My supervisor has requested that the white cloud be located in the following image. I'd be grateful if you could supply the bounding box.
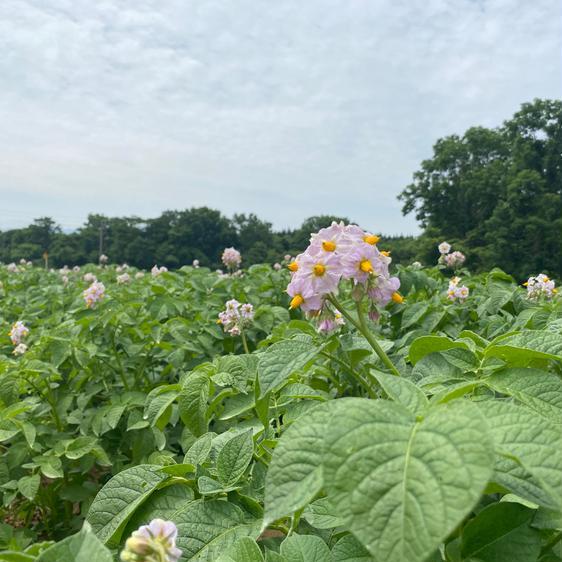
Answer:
[0,0,560,232]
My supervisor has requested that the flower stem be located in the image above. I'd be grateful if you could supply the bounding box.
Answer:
[240,329,250,354]
[328,294,401,377]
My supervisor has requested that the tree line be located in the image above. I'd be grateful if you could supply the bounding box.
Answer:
[0,211,418,270]
[1,99,560,279]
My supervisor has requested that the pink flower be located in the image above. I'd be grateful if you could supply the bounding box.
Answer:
[217,299,254,336]
[444,251,465,269]
[222,247,242,270]
[83,281,105,308]
[367,275,401,307]
[526,274,557,299]
[286,275,324,312]
[9,321,29,345]
[296,251,342,296]
[341,243,379,284]
[446,277,469,301]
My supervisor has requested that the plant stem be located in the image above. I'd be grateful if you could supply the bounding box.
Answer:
[320,351,376,398]
[240,329,250,354]
[328,294,401,377]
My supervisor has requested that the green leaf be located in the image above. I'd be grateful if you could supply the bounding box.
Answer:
[216,537,264,562]
[408,336,469,365]
[178,372,210,437]
[486,368,562,422]
[144,385,180,427]
[331,535,373,561]
[372,371,428,415]
[401,302,429,329]
[0,553,36,561]
[36,456,64,479]
[86,464,168,545]
[280,534,332,562]
[174,499,260,561]
[303,497,345,529]
[263,401,340,528]
[477,401,562,510]
[485,331,562,365]
[258,338,320,398]
[323,399,494,562]
[37,524,113,562]
[461,502,541,562]
[184,433,214,466]
[216,430,254,488]
[123,484,194,538]
[18,474,40,500]
[65,436,97,460]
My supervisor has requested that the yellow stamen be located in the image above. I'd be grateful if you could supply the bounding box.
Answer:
[360,260,373,273]
[381,250,391,257]
[290,294,304,309]
[522,282,528,286]
[392,292,404,304]
[216,319,222,324]
[288,261,298,272]
[313,263,326,276]
[322,240,336,252]
[364,234,380,245]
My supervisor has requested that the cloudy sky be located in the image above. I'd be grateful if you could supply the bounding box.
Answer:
[1,1,560,234]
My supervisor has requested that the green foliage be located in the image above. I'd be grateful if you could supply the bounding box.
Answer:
[399,98,562,279]
[1,258,562,561]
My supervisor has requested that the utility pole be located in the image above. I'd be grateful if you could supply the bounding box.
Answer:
[99,223,104,258]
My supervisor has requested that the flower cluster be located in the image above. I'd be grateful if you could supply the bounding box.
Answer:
[9,321,29,345]
[151,265,168,277]
[217,299,254,336]
[286,222,401,317]
[6,262,18,273]
[13,343,28,356]
[135,271,145,279]
[99,254,109,265]
[446,277,469,301]
[83,272,97,283]
[117,273,131,284]
[221,247,242,270]
[525,274,557,300]
[120,519,181,562]
[192,259,200,268]
[438,242,466,269]
[83,281,105,308]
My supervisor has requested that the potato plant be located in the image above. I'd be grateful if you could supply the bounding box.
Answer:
[0,240,561,562]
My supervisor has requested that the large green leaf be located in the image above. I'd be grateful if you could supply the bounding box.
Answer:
[257,338,320,398]
[322,399,494,562]
[477,401,562,510]
[174,499,260,561]
[179,372,210,437]
[485,331,562,364]
[279,534,332,562]
[263,400,344,528]
[216,430,254,487]
[486,368,562,422]
[36,524,112,562]
[461,502,541,562]
[86,465,168,545]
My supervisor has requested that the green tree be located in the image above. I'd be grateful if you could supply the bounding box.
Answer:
[399,98,562,278]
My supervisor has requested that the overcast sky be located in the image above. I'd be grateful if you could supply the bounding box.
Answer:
[1,1,560,234]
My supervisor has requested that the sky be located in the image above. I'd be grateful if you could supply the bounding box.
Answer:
[0,0,560,234]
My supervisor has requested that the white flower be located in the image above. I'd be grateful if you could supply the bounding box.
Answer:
[135,271,145,279]
[438,242,451,255]
[13,343,28,355]
[117,273,131,284]
[120,519,181,562]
